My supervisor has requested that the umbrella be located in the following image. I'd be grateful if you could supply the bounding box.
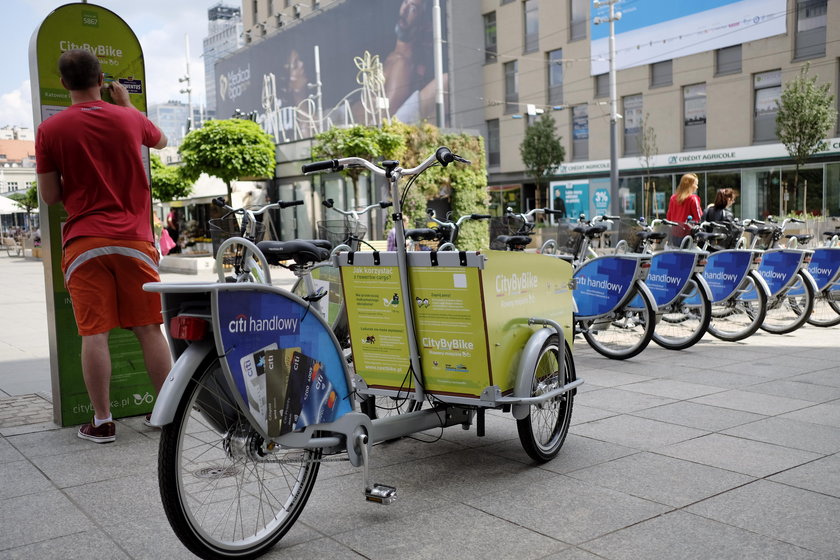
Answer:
[0,196,25,215]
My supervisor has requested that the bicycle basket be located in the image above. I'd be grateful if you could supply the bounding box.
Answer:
[209,216,266,261]
[317,219,367,250]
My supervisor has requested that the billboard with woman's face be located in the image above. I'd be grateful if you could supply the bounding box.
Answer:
[216,0,447,143]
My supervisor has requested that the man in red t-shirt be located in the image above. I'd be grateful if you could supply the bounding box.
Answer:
[36,49,170,443]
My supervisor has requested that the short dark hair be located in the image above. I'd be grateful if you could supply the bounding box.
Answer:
[58,49,101,90]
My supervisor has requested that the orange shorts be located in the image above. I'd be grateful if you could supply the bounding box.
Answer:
[62,237,162,336]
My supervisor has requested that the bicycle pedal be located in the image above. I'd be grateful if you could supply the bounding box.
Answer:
[365,483,397,505]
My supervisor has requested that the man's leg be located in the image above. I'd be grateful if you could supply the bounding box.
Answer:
[132,324,172,393]
[80,332,111,420]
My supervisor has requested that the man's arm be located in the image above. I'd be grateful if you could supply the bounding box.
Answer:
[37,171,62,206]
[109,81,167,149]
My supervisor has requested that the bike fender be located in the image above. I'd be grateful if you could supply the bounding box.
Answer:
[800,268,819,294]
[693,273,713,301]
[750,270,771,297]
[512,327,557,421]
[149,339,214,427]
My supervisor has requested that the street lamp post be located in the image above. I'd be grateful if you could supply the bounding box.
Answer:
[179,34,193,134]
[594,1,621,199]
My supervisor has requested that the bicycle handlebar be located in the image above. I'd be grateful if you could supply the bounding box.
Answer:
[322,198,392,217]
[213,197,303,214]
[301,146,471,178]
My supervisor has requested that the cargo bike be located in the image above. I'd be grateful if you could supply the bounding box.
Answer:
[144,147,581,559]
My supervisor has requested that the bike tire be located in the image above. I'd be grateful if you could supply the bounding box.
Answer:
[707,271,768,342]
[651,275,711,351]
[760,270,814,334]
[159,355,320,559]
[517,336,575,463]
[807,289,840,327]
[581,280,656,360]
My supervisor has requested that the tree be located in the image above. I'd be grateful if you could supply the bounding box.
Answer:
[776,65,837,214]
[519,113,565,217]
[150,153,193,202]
[636,112,659,219]
[9,186,39,216]
[179,119,276,202]
[311,123,406,205]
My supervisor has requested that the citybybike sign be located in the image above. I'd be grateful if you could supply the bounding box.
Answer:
[29,3,157,426]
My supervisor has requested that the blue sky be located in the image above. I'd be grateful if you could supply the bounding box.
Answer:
[1,0,223,128]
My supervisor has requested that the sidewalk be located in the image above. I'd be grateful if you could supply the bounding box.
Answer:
[1,254,839,559]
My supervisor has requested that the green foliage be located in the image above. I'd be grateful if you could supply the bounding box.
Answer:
[776,65,837,203]
[9,186,38,214]
[150,153,193,202]
[179,119,276,200]
[519,113,565,211]
[398,122,490,250]
[311,123,406,203]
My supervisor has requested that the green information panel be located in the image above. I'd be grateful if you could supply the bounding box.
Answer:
[29,3,156,426]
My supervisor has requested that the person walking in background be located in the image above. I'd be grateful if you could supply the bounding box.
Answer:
[387,214,410,251]
[666,172,704,244]
[36,49,170,443]
[701,188,738,224]
[165,207,181,254]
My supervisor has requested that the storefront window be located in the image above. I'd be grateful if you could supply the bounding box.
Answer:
[742,168,781,219]
[826,163,840,217]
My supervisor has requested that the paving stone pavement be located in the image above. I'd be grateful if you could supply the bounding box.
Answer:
[1,255,839,559]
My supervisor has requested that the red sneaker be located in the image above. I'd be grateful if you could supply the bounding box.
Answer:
[77,419,116,443]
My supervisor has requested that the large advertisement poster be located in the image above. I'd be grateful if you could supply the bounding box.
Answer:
[216,0,448,143]
[590,0,787,75]
[29,3,156,426]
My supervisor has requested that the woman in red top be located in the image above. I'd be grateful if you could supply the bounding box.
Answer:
[666,173,703,245]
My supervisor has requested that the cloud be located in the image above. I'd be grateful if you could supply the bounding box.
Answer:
[0,81,34,128]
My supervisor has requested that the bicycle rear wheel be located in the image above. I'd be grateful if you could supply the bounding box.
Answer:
[159,356,320,559]
[581,281,656,360]
[517,336,575,462]
[760,271,814,334]
[651,275,711,350]
[707,271,767,341]
[807,289,840,327]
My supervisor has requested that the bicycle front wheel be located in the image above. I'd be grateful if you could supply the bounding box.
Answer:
[806,289,840,327]
[707,271,768,342]
[760,271,814,334]
[517,336,575,462]
[159,356,320,559]
[651,275,711,350]
[581,281,656,360]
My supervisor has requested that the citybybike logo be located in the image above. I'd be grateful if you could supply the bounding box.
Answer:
[228,313,299,334]
[422,337,475,352]
[705,270,738,283]
[59,40,122,57]
[495,272,538,296]
[220,65,251,101]
[646,272,682,286]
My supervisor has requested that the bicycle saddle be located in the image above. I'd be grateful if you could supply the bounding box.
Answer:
[496,234,532,249]
[823,231,840,237]
[257,240,332,266]
[785,234,813,244]
[694,232,726,243]
[405,228,438,241]
[636,231,667,241]
[744,226,774,236]
[298,239,333,251]
[572,224,607,237]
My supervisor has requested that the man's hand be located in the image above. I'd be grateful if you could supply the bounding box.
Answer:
[108,81,132,108]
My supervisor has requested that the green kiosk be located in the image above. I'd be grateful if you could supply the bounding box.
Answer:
[29,3,158,426]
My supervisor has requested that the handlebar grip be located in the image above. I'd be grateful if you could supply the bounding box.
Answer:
[790,218,805,224]
[212,197,227,208]
[543,208,565,216]
[470,214,492,220]
[379,201,393,208]
[301,159,339,174]
[601,215,621,220]
[278,200,305,209]
[322,198,334,208]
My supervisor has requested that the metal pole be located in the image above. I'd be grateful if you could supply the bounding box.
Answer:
[608,2,619,199]
[180,34,193,133]
[433,0,445,128]
[313,45,324,132]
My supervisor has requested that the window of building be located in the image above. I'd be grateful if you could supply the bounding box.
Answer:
[623,94,643,156]
[267,0,273,16]
[650,60,672,88]
[487,119,500,167]
[547,49,563,106]
[715,44,741,76]
[252,0,258,25]
[572,104,589,161]
[505,61,519,114]
[795,0,827,60]
[570,0,586,41]
[484,12,497,63]
[753,70,781,143]
[523,0,539,53]
[595,73,608,98]
[683,83,706,150]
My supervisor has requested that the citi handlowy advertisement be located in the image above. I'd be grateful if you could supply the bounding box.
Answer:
[590,0,787,75]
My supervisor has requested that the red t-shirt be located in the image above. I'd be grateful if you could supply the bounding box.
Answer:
[666,193,703,224]
[35,101,162,247]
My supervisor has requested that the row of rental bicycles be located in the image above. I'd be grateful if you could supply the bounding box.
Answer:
[498,208,840,360]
